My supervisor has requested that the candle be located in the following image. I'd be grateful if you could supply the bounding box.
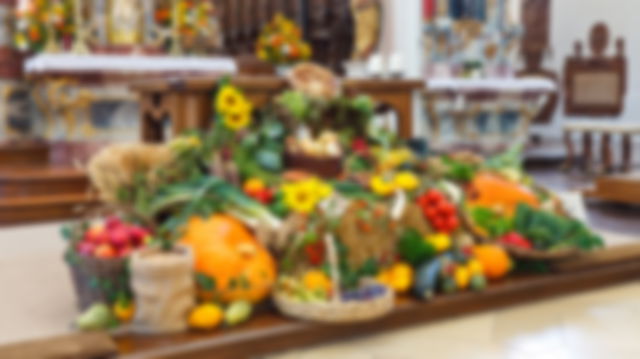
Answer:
[437,0,448,18]
[475,0,486,21]
[423,0,436,21]
[508,0,522,25]
[449,0,463,19]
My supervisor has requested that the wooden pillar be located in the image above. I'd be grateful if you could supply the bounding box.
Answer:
[582,132,593,171]
[601,133,612,173]
[563,130,575,170]
[622,133,633,173]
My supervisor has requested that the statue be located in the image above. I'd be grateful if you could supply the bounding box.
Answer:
[108,0,144,47]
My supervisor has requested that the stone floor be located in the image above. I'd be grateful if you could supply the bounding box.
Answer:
[271,282,640,359]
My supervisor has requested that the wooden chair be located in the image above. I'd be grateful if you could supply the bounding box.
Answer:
[562,22,629,173]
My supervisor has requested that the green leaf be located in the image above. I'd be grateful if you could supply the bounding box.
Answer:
[256,149,283,171]
[196,273,216,292]
[261,120,285,140]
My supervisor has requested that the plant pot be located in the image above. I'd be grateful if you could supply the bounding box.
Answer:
[130,245,195,334]
[68,255,129,311]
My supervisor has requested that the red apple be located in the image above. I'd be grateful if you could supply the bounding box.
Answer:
[105,216,122,230]
[128,226,149,245]
[77,241,96,256]
[94,244,116,259]
[109,227,130,248]
[85,224,108,244]
[117,245,133,258]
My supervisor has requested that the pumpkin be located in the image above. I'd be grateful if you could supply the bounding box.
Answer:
[180,215,277,303]
[466,172,540,217]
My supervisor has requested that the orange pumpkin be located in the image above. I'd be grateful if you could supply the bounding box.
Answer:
[180,215,277,303]
[466,172,540,217]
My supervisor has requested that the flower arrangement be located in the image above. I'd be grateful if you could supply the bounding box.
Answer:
[175,0,215,39]
[13,0,75,52]
[66,72,606,333]
[256,14,312,65]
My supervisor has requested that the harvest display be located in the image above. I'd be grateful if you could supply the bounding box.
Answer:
[62,65,604,333]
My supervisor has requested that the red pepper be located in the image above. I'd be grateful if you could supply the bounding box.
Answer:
[499,232,533,250]
[305,241,325,266]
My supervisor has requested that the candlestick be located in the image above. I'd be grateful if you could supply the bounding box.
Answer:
[71,0,89,54]
[508,0,521,25]
[423,0,436,21]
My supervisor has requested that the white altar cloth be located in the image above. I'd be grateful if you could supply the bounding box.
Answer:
[25,54,238,75]
[426,77,556,93]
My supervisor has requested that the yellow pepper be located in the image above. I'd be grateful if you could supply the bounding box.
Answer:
[467,259,484,276]
[113,301,135,323]
[243,178,266,194]
[426,233,452,253]
[454,266,471,290]
[393,171,420,191]
[389,263,414,293]
[370,175,396,197]
[188,303,224,330]
[303,270,332,293]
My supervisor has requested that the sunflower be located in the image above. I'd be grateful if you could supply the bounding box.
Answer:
[282,178,332,214]
[216,85,245,114]
[223,103,253,131]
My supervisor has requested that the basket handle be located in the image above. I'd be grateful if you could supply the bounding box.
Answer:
[324,233,341,303]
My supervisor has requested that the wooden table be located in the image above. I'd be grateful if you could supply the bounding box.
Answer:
[131,76,424,142]
[112,244,640,359]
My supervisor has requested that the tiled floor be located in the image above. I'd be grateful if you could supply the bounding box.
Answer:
[271,282,640,359]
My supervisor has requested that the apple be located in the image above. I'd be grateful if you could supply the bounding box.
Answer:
[85,225,108,244]
[78,241,96,256]
[128,226,149,245]
[105,216,122,231]
[94,244,117,259]
[109,227,130,248]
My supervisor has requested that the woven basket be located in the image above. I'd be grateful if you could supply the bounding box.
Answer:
[68,255,129,311]
[273,233,395,324]
[463,185,581,262]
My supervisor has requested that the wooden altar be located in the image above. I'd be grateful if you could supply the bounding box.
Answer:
[132,76,424,142]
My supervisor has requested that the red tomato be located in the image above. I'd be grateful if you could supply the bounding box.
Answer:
[446,217,459,231]
[439,203,456,217]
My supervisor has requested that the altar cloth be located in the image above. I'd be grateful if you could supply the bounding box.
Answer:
[426,77,556,93]
[25,54,238,75]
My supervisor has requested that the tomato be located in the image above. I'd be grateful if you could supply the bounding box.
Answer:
[446,217,459,231]
[439,203,456,217]
[425,207,438,220]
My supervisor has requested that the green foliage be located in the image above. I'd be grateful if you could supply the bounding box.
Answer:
[513,204,604,251]
[441,157,478,182]
[470,207,514,238]
[234,113,287,182]
[397,228,437,266]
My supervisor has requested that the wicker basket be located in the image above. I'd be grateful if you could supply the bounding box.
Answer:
[273,233,395,324]
[462,185,582,262]
[68,255,129,311]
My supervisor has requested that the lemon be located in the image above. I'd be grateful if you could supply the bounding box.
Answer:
[188,303,224,330]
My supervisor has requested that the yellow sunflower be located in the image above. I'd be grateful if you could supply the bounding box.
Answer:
[216,85,245,114]
[282,178,332,214]
[223,103,253,131]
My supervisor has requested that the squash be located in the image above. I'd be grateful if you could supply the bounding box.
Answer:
[180,215,277,303]
[466,172,540,217]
